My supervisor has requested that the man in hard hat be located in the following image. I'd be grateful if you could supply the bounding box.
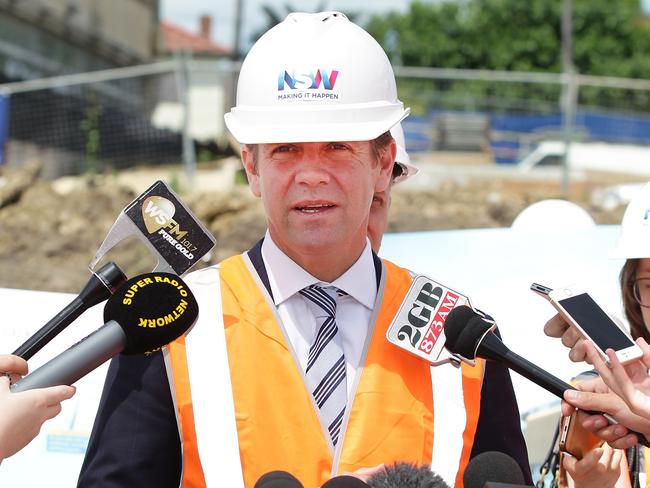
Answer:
[78,12,531,488]
[368,123,418,252]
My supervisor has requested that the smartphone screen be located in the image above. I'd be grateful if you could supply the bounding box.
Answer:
[558,293,635,352]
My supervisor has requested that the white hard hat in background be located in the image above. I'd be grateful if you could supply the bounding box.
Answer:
[611,181,650,259]
[390,123,419,184]
[511,199,595,231]
[224,11,410,144]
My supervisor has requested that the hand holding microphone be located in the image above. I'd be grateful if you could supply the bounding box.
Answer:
[11,272,198,392]
[444,305,650,448]
[0,354,75,459]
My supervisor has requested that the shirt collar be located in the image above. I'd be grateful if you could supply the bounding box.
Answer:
[261,230,377,310]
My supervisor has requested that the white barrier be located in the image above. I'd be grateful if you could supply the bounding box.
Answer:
[0,288,108,486]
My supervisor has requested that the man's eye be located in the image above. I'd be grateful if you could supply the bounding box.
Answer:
[328,143,349,151]
[272,145,295,155]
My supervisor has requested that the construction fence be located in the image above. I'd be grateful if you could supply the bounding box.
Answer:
[1,58,650,179]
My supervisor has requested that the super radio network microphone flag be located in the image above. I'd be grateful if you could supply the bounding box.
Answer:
[11,272,198,392]
[90,180,216,276]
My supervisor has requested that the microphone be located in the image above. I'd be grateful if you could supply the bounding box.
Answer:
[254,471,304,488]
[12,261,127,360]
[11,272,197,393]
[445,306,650,448]
[462,451,526,488]
[368,463,449,488]
[322,476,370,487]
[444,306,572,398]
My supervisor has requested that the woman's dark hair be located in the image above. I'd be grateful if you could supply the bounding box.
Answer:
[620,258,650,342]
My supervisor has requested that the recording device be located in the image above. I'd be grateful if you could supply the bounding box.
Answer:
[367,463,449,488]
[12,261,127,360]
[14,181,215,361]
[254,471,304,488]
[444,305,572,398]
[531,282,642,364]
[462,451,527,488]
[322,476,370,487]
[11,272,198,392]
[559,410,603,459]
[445,305,650,448]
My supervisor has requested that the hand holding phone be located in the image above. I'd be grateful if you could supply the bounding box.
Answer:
[532,283,642,365]
[559,410,603,459]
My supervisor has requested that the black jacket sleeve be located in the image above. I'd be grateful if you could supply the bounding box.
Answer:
[469,360,533,484]
[76,351,181,487]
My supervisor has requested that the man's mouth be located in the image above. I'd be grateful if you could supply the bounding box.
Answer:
[295,203,336,213]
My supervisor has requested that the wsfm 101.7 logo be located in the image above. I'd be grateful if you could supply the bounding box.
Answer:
[277,69,339,101]
[386,276,470,364]
[141,196,197,260]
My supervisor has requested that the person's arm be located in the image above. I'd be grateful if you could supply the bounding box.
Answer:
[0,354,75,460]
[469,360,533,483]
[77,351,181,488]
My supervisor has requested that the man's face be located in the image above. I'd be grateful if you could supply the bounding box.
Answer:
[368,187,392,253]
[242,141,394,261]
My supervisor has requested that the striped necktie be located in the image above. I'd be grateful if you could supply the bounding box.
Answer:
[299,284,347,446]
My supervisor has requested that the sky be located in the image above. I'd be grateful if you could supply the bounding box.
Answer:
[161,0,417,52]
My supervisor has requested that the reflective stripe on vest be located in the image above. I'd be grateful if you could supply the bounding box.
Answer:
[166,255,484,487]
[165,265,244,488]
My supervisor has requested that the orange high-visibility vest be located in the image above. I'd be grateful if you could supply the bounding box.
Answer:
[166,254,485,488]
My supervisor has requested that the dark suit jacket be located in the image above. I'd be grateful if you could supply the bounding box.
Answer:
[77,241,532,486]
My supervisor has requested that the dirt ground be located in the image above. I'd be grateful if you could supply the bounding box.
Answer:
[0,159,628,293]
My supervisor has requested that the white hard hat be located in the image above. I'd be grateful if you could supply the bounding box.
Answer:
[224,11,410,144]
[390,123,418,184]
[611,182,650,258]
[511,199,595,231]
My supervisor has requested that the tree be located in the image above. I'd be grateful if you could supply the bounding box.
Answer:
[365,0,650,113]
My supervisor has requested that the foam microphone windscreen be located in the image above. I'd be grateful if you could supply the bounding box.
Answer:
[254,470,304,488]
[463,451,525,488]
[443,306,493,359]
[104,272,198,354]
[368,463,449,488]
[321,475,370,487]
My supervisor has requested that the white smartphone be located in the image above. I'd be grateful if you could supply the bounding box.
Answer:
[531,283,643,364]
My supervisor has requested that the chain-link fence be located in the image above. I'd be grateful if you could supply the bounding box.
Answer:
[0,58,235,180]
[2,60,650,183]
[393,66,650,164]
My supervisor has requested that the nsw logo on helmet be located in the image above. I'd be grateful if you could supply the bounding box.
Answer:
[277,69,340,101]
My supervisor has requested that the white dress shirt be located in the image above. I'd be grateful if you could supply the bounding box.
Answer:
[261,231,377,398]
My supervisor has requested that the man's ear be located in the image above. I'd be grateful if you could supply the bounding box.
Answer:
[241,145,261,197]
[374,140,396,193]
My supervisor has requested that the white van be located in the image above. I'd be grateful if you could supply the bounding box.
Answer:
[517,141,650,176]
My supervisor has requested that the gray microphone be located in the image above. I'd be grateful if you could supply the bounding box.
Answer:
[11,272,198,393]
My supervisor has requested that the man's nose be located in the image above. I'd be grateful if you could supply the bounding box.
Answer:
[294,158,330,186]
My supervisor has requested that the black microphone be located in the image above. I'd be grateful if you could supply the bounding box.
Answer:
[463,451,526,488]
[444,306,572,398]
[322,475,370,487]
[255,471,304,488]
[12,261,127,360]
[445,306,650,448]
[11,272,197,393]
[368,463,449,488]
